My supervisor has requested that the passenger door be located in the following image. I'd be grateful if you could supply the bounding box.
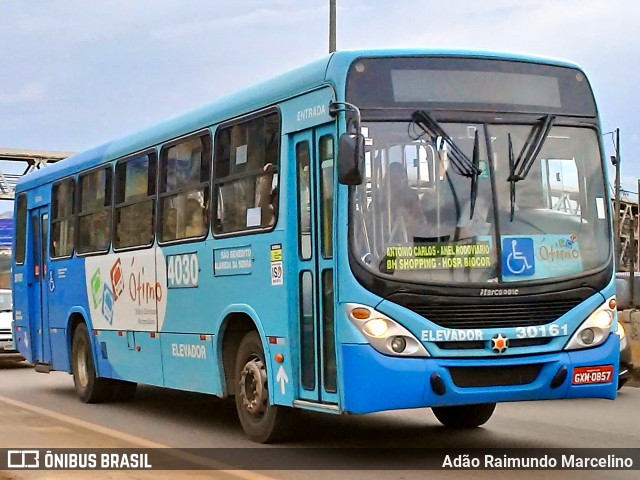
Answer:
[292,124,338,405]
[27,207,51,364]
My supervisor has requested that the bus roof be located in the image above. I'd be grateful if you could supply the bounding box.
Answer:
[17,48,583,192]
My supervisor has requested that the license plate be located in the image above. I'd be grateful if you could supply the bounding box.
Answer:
[0,341,12,351]
[572,365,614,385]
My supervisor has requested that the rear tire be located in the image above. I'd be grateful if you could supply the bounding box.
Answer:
[432,402,496,428]
[234,331,293,443]
[71,323,111,403]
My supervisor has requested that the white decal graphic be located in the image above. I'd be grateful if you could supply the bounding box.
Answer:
[84,249,167,331]
[171,343,206,359]
[271,261,283,286]
[167,253,199,288]
[276,365,289,395]
[515,324,568,338]
[296,104,327,122]
[421,329,484,342]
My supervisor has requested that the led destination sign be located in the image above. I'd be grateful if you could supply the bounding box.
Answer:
[383,241,491,272]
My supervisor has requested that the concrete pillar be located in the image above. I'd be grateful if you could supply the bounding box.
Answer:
[627,310,640,365]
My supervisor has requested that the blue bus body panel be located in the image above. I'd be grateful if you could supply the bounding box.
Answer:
[96,330,163,386]
[49,327,68,371]
[161,333,219,394]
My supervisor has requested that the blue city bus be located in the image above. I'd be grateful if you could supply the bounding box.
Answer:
[12,49,618,442]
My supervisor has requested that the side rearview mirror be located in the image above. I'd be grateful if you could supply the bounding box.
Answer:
[338,132,365,185]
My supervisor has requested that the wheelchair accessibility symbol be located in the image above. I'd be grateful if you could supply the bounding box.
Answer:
[502,237,535,276]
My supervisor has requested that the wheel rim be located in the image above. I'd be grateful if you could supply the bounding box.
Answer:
[239,355,268,417]
[76,341,89,388]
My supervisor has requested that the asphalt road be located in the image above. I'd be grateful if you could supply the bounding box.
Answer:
[1,360,639,479]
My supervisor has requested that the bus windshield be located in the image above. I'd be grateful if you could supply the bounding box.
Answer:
[351,121,610,285]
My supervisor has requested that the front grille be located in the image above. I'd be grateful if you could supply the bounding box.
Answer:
[436,341,484,350]
[408,298,583,329]
[435,337,551,351]
[449,365,542,387]
[509,337,551,348]
[0,329,11,335]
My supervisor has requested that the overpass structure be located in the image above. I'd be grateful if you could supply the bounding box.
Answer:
[616,195,639,272]
[0,148,74,201]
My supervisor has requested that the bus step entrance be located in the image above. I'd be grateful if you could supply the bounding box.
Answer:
[34,362,51,374]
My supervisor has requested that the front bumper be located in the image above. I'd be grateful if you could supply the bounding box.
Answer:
[341,333,619,414]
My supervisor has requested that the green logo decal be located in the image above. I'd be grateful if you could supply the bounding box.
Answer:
[90,269,103,309]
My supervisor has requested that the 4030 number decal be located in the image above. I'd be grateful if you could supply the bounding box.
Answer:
[167,253,199,288]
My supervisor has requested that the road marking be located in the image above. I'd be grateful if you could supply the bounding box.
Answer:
[0,393,278,480]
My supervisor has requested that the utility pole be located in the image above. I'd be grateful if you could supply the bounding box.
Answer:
[613,128,621,271]
[329,0,336,53]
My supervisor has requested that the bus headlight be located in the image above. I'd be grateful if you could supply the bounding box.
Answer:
[346,303,429,357]
[363,318,389,337]
[391,336,407,353]
[580,328,595,345]
[564,296,615,350]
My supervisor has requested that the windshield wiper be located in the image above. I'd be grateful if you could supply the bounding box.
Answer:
[410,110,482,218]
[507,114,556,221]
[470,129,480,221]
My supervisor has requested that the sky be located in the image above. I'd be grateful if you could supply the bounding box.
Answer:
[1,0,638,195]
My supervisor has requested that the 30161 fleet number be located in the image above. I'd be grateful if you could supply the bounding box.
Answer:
[515,324,568,339]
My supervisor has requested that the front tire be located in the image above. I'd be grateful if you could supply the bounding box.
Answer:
[432,403,496,428]
[234,331,293,443]
[71,323,112,403]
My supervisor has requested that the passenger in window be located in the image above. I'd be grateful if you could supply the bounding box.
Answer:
[381,162,423,240]
[185,199,206,237]
[270,186,279,222]
[257,162,277,227]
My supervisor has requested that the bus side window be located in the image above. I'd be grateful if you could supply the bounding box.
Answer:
[77,167,112,254]
[114,153,157,249]
[213,111,280,235]
[14,194,27,264]
[158,133,211,242]
[319,135,334,258]
[296,141,311,259]
[50,178,75,258]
